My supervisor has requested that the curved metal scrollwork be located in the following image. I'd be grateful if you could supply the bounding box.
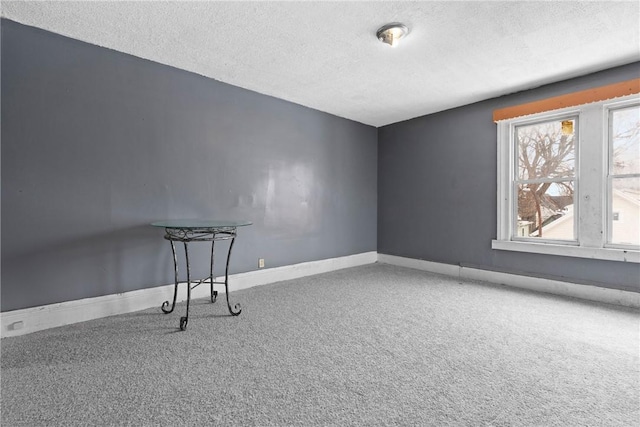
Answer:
[159,225,243,330]
[164,227,236,242]
[161,300,174,314]
[224,237,241,316]
[227,301,242,316]
[161,240,180,314]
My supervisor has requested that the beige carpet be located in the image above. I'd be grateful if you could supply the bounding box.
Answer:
[1,264,638,426]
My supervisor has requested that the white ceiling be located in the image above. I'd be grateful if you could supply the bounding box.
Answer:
[2,1,639,127]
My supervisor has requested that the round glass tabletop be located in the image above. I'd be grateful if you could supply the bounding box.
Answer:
[151,219,252,229]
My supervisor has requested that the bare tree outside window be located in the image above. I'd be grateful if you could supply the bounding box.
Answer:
[496,95,640,260]
[515,119,576,239]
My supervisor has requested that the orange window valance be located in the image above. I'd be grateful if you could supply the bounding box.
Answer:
[493,78,640,122]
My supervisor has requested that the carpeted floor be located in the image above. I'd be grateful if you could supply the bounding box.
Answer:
[1,263,638,426]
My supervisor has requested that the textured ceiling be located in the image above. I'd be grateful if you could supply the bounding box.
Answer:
[2,1,639,127]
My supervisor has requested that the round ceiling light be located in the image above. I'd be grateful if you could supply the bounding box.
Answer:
[376,23,409,47]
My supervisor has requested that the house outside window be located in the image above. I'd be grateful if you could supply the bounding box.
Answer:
[493,90,640,263]
[609,105,640,246]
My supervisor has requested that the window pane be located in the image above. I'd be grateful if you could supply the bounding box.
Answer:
[611,106,640,175]
[516,181,574,240]
[516,119,576,180]
[610,177,640,246]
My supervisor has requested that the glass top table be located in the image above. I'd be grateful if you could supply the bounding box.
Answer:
[151,219,252,330]
[151,219,252,229]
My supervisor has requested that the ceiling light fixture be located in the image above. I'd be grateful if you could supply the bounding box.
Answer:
[376,23,409,47]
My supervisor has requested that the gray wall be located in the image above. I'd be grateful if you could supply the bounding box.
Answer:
[379,62,640,293]
[1,20,378,312]
[2,19,637,313]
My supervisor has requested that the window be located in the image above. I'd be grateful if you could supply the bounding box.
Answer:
[609,105,640,246]
[514,117,577,242]
[493,91,640,263]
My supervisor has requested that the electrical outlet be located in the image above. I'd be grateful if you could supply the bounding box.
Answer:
[258,258,265,268]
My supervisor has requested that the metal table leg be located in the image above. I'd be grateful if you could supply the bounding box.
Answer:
[210,240,218,304]
[224,237,242,316]
[161,240,179,314]
[158,226,243,330]
[180,242,191,331]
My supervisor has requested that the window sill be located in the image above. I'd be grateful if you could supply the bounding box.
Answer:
[491,240,640,263]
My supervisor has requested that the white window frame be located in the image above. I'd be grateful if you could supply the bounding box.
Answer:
[606,102,640,249]
[511,113,579,245]
[492,94,640,263]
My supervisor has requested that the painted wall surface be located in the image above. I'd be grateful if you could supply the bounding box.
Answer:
[1,20,377,311]
[378,62,640,293]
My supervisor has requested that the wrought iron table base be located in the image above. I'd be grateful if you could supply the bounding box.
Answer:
[159,227,242,331]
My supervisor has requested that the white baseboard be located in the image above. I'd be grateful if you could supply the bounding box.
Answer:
[3,251,636,338]
[378,254,640,309]
[227,251,377,291]
[1,251,377,338]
